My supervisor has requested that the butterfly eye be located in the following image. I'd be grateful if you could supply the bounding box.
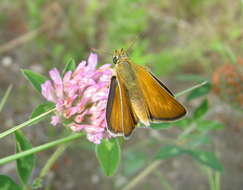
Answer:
[113,56,118,64]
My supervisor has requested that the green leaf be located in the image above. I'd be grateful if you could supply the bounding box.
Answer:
[150,123,172,130]
[193,99,208,119]
[95,138,121,176]
[62,58,76,75]
[15,130,35,184]
[30,102,55,125]
[186,82,211,101]
[188,150,223,171]
[0,175,22,190]
[155,145,184,160]
[197,120,224,132]
[21,69,47,93]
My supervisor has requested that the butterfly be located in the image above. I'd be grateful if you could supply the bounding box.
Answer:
[106,48,186,137]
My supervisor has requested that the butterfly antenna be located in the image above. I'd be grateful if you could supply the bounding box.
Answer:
[126,35,140,54]
[90,47,112,56]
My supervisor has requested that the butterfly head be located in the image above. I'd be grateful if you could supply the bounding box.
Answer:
[113,48,128,64]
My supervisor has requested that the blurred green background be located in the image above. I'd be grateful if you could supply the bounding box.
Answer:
[0,0,242,190]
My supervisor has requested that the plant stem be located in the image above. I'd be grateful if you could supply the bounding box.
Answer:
[215,171,220,190]
[0,108,55,139]
[32,144,69,190]
[207,168,215,190]
[154,171,173,190]
[0,133,84,165]
[175,81,208,98]
[122,160,161,190]
[176,124,197,142]
[0,84,13,112]
[39,143,69,178]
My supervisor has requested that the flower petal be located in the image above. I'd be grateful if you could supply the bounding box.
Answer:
[69,123,86,131]
[49,68,63,99]
[41,80,56,102]
[63,71,72,83]
[87,53,98,70]
[87,133,103,144]
[51,115,60,126]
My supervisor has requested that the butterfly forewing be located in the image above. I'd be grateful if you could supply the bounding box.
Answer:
[132,64,187,121]
[106,76,138,137]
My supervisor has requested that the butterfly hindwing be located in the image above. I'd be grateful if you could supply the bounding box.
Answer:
[106,76,138,137]
[106,76,123,135]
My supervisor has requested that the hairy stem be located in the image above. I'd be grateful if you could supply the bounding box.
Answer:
[122,160,162,190]
[0,108,55,139]
[175,81,208,98]
[39,143,69,179]
[0,133,84,165]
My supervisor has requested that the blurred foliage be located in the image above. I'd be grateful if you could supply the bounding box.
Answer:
[1,0,242,76]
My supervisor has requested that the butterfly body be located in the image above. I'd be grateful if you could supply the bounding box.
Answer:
[115,59,150,126]
[106,49,186,137]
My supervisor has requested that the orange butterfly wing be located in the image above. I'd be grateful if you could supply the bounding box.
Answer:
[132,64,186,121]
[106,76,138,137]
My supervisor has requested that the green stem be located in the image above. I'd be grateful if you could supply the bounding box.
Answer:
[32,144,69,189]
[0,108,55,139]
[207,168,215,190]
[175,81,208,98]
[122,160,161,190]
[154,171,173,190]
[39,143,69,178]
[0,133,84,165]
[176,124,197,142]
[0,84,13,112]
[215,171,220,190]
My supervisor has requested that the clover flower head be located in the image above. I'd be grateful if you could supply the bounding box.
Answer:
[41,53,113,144]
